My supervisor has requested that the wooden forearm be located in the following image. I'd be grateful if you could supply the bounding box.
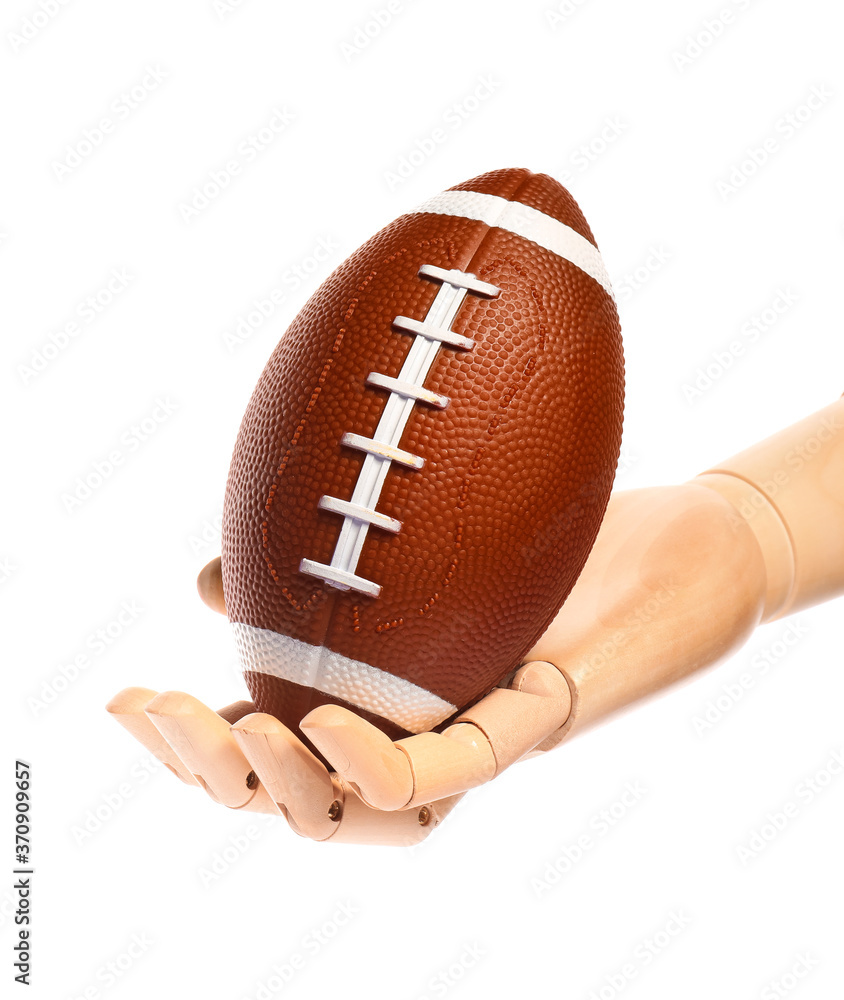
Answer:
[527,396,844,752]
[527,484,768,748]
[696,395,844,622]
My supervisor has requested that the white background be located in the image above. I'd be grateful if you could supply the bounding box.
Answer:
[3,0,844,997]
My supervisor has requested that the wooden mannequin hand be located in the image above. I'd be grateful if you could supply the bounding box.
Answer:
[108,398,844,844]
[106,683,463,845]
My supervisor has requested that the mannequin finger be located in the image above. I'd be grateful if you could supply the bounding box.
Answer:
[234,713,467,844]
[231,713,339,840]
[197,556,226,615]
[301,660,571,809]
[216,699,257,724]
[143,691,277,813]
[106,687,199,786]
[328,790,466,847]
[300,705,416,810]
[301,706,495,811]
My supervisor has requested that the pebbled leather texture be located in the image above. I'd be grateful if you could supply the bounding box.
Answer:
[222,167,624,737]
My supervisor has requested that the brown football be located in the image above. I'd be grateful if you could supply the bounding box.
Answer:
[222,167,624,743]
